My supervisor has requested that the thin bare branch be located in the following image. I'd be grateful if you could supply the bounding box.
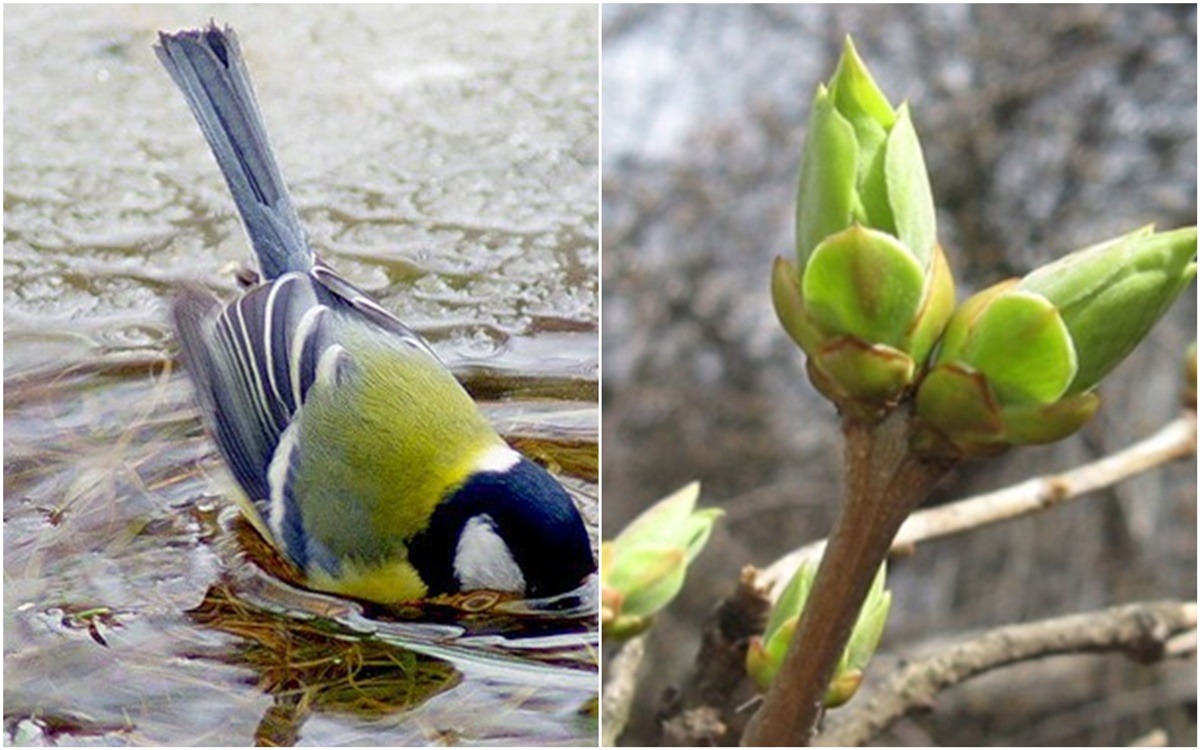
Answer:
[1128,728,1169,747]
[601,634,647,747]
[760,415,1197,597]
[816,600,1198,746]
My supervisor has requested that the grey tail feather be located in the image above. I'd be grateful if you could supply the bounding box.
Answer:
[156,23,312,279]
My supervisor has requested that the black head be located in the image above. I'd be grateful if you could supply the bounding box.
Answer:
[408,456,596,598]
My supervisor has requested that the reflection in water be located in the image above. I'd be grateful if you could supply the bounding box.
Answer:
[192,509,597,745]
[188,585,463,747]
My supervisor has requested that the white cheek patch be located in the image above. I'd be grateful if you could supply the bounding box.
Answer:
[454,514,525,593]
[473,444,522,474]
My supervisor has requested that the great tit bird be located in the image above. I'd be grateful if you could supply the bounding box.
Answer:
[156,24,596,604]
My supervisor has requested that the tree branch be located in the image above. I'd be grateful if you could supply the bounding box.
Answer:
[601,634,647,746]
[816,600,1198,747]
[742,412,955,746]
[655,568,773,746]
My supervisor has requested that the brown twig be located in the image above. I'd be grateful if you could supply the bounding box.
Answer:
[816,600,1198,746]
[742,411,955,746]
[657,568,773,746]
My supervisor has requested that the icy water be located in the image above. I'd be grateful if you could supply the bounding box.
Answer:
[4,5,598,745]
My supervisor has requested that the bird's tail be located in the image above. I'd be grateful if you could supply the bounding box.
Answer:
[156,23,312,278]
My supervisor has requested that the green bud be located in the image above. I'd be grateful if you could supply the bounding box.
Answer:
[746,559,891,707]
[601,483,722,639]
[914,226,1195,458]
[1020,226,1197,396]
[779,37,953,420]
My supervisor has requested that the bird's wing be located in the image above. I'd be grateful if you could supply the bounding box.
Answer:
[173,273,348,509]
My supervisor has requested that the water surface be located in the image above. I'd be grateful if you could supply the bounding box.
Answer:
[5,5,598,745]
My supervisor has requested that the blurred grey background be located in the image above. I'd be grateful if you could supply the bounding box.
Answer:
[601,5,1196,746]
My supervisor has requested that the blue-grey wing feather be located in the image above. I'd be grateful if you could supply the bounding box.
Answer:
[174,274,336,509]
[174,285,275,503]
[312,265,439,360]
